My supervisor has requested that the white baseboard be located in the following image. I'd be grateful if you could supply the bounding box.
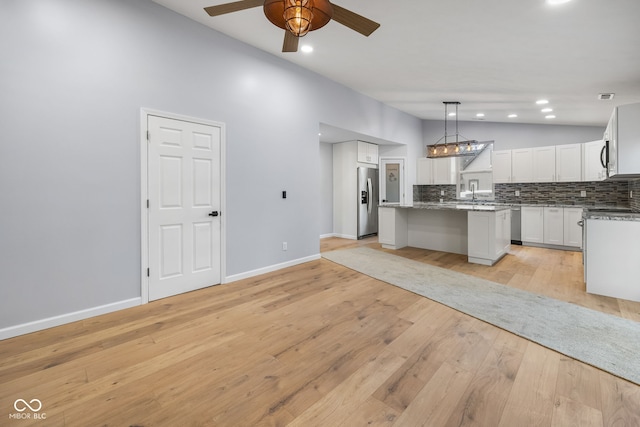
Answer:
[0,297,142,341]
[320,233,336,239]
[333,233,357,240]
[225,254,321,283]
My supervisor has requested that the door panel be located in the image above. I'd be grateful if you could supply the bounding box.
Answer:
[148,115,221,301]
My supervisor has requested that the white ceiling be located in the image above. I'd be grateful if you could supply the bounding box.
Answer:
[152,0,640,130]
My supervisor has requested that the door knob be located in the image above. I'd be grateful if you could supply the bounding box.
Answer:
[208,211,219,217]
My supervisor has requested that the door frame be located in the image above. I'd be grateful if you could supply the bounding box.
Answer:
[140,108,227,304]
[379,157,407,206]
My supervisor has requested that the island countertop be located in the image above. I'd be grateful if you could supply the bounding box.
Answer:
[381,202,511,212]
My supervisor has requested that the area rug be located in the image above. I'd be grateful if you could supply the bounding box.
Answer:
[322,247,640,386]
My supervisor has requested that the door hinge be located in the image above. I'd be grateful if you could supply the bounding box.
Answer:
[147,199,149,208]
[147,268,150,277]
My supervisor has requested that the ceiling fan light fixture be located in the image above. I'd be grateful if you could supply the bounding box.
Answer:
[284,0,314,37]
[264,0,332,38]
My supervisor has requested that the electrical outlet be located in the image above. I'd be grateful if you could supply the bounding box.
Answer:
[439,198,444,203]
[282,242,287,251]
[515,190,520,197]
[580,190,587,197]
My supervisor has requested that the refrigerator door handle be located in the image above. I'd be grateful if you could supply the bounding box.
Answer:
[367,178,373,214]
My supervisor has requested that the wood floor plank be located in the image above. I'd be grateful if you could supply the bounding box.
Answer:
[1,238,639,426]
[551,395,604,427]
[391,361,475,426]
[442,341,525,426]
[498,342,561,427]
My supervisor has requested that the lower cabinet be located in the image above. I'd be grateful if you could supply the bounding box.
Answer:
[378,207,408,249]
[563,208,584,249]
[543,207,564,245]
[522,207,544,243]
[467,209,511,265]
[522,206,583,248]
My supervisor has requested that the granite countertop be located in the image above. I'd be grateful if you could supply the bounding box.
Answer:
[392,202,511,212]
[380,202,640,219]
[582,209,640,222]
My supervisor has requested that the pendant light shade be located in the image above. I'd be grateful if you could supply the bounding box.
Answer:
[264,0,332,37]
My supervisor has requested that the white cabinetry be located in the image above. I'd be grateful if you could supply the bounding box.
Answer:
[522,206,583,248]
[511,149,534,183]
[522,207,544,243]
[555,143,582,182]
[467,209,511,266]
[533,146,556,182]
[357,141,379,165]
[416,158,433,185]
[432,158,456,185]
[586,219,640,302]
[563,208,583,248]
[583,140,606,181]
[378,207,408,249]
[543,207,564,245]
[492,150,512,183]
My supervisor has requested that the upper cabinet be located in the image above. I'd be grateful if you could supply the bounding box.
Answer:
[532,146,556,182]
[416,157,456,185]
[357,141,378,165]
[492,142,586,183]
[492,150,512,183]
[583,140,607,181]
[555,143,582,182]
[511,148,534,183]
[416,158,433,185]
[433,157,457,185]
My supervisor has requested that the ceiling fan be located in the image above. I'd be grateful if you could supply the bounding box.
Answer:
[204,0,380,53]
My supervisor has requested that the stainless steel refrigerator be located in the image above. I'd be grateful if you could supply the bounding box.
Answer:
[357,167,379,239]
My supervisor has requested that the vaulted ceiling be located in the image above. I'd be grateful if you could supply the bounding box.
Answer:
[153,0,640,127]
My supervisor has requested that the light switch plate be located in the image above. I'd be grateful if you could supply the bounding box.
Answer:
[515,190,520,197]
[580,190,587,197]
[440,190,445,196]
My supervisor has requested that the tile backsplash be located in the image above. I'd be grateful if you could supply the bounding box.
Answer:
[414,180,634,208]
[630,179,640,211]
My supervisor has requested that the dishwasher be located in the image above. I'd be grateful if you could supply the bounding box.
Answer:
[511,206,522,245]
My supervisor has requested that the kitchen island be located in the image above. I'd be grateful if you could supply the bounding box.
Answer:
[583,209,640,302]
[379,203,511,266]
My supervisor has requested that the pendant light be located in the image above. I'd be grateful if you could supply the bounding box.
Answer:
[426,102,487,158]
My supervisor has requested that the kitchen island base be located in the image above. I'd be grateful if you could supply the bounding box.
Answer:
[379,205,511,266]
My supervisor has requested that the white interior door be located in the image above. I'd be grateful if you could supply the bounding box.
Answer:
[147,115,221,301]
[380,157,405,205]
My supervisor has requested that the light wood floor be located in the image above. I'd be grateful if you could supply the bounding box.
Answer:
[1,239,639,426]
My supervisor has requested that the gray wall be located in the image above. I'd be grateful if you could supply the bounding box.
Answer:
[0,0,422,330]
[319,143,334,236]
[422,119,604,152]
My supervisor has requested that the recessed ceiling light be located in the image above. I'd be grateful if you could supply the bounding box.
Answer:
[541,108,553,113]
[300,45,313,53]
[476,113,485,117]
[545,115,556,119]
[536,99,549,105]
[547,0,572,5]
[598,93,615,100]
[508,114,518,118]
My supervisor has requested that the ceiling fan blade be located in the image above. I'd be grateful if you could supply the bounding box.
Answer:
[282,31,299,53]
[330,3,380,36]
[204,0,264,17]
